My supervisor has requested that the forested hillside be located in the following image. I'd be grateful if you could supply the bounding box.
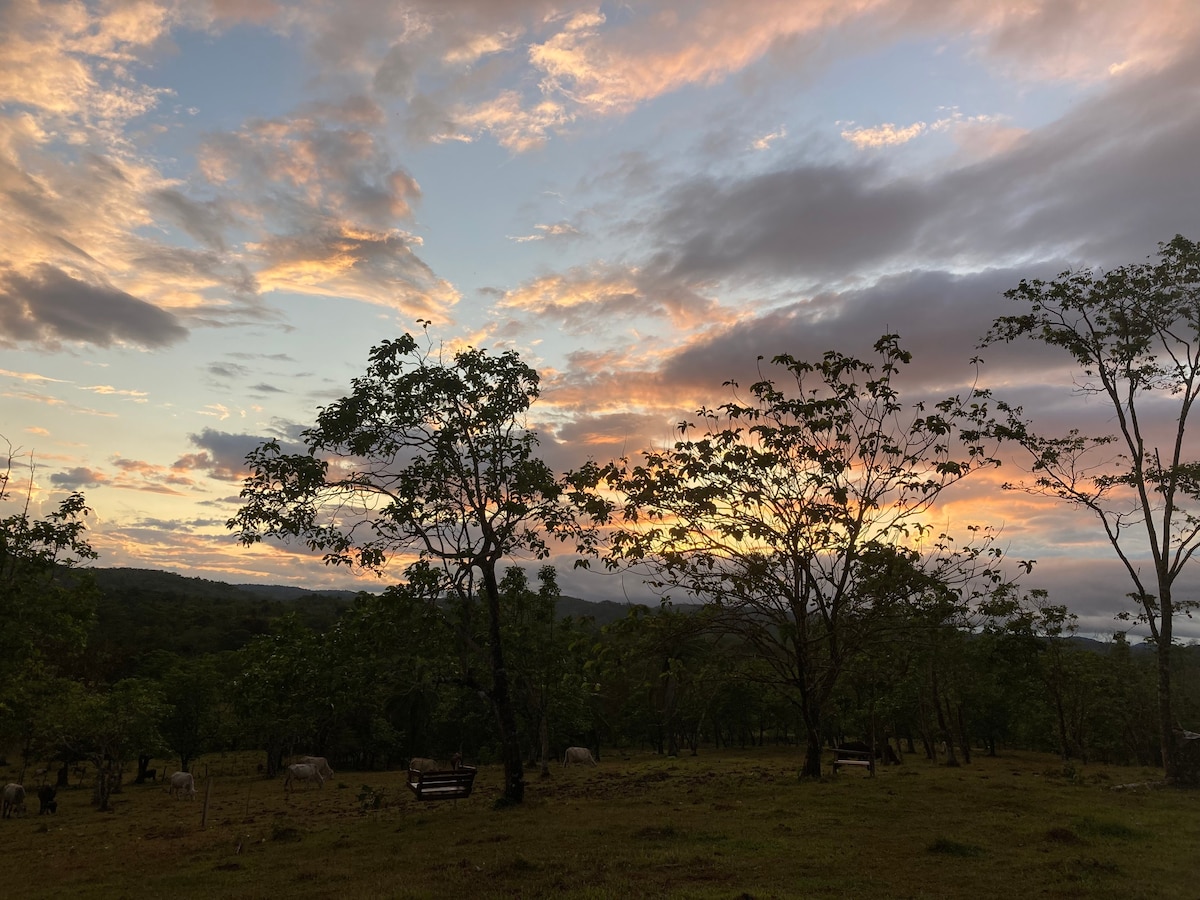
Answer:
[80,566,636,682]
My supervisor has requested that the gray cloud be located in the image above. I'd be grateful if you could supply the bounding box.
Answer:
[180,423,311,482]
[653,161,929,285]
[1018,557,1200,641]
[227,352,295,362]
[640,54,1200,291]
[150,189,236,252]
[179,428,277,481]
[0,264,188,349]
[49,467,107,489]
[207,362,252,379]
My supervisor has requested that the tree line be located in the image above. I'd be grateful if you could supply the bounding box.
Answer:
[2,236,1198,806]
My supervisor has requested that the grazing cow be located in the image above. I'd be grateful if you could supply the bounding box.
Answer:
[297,756,334,780]
[2,783,26,818]
[563,747,597,767]
[167,771,196,799]
[409,754,462,774]
[283,763,323,791]
[37,784,57,815]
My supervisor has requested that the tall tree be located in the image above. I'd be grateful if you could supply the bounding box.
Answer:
[0,444,97,672]
[159,656,225,776]
[984,235,1200,781]
[231,616,326,775]
[0,440,98,752]
[48,678,167,811]
[586,336,1008,776]
[230,333,589,803]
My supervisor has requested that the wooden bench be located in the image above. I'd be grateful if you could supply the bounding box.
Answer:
[831,748,875,775]
[406,765,478,801]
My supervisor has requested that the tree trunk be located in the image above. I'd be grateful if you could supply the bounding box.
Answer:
[538,709,550,778]
[1052,686,1071,761]
[663,666,679,757]
[484,563,525,804]
[801,721,822,778]
[956,704,971,765]
[931,667,958,767]
[92,762,113,811]
[1157,592,1177,781]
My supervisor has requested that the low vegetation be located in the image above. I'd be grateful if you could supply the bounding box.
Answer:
[2,747,1197,899]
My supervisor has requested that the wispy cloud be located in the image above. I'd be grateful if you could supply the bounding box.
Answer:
[0,368,69,383]
[751,125,786,151]
[840,120,928,149]
[79,385,149,401]
[508,222,581,243]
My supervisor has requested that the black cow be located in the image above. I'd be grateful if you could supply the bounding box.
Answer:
[37,784,57,815]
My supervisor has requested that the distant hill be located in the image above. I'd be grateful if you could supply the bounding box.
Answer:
[230,581,371,604]
[84,566,640,636]
[86,567,365,604]
[81,568,354,677]
[552,595,644,627]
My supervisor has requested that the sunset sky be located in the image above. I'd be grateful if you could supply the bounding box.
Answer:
[3,0,1198,638]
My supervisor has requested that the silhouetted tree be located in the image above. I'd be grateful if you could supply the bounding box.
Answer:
[984,235,1200,781]
[230,333,594,803]
[585,337,1010,776]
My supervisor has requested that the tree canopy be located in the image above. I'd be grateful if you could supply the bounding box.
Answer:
[230,332,592,802]
[583,335,1014,776]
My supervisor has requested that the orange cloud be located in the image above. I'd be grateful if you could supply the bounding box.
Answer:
[452,90,573,152]
[433,0,1200,149]
[496,264,729,333]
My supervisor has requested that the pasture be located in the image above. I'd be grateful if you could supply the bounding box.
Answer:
[2,748,1196,899]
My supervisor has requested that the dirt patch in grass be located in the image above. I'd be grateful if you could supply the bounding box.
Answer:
[927,837,985,857]
[633,824,681,840]
[1043,827,1082,845]
[1074,816,1144,840]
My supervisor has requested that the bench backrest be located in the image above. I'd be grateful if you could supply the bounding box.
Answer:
[407,765,477,801]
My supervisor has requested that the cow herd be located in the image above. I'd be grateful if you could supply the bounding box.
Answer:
[1,749,601,817]
[0,783,60,818]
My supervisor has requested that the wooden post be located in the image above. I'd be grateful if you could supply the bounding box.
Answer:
[201,776,213,830]
[869,699,877,777]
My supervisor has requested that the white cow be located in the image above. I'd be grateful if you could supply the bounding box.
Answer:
[297,756,334,780]
[167,771,196,799]
[409,753,462,774]
[563,747,597,767]
[283,763,324,791]
[2,783,26,818]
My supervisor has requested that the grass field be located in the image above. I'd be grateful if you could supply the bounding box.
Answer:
[2,748,1197,899]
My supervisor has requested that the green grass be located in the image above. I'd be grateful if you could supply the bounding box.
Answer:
[2,748,1196,898]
